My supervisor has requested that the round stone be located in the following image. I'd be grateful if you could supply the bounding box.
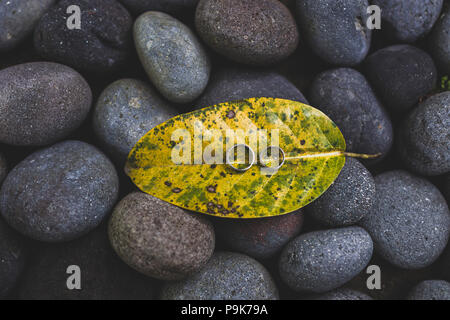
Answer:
[0,153,7,187]
[0,62,92,146]
[34,0,133,73]
[0,141,119,242]
[195,0,299,66]
[134,11,210,104]
[108,192,215,280]
[360,171,450,269]
[430,5,450,74]
[119,0,199,15]
[397,92,450,176]
[161,252,279,300]
[407,280,450,300]
[93,79,178,162]
[314,288,373,300]
[279,226,373,293]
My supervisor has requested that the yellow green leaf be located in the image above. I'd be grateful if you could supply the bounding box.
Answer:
[125,97,348,218]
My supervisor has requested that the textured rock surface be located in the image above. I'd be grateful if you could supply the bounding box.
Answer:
[0,62,92,146]
[306,158,375,227]
[407,280,450,300]
[134,11,210,103]
[161,252,279,300]
[34,0,133,73]
[360,171,450,269]
[314,288,373,300]
[0,141,119,242]
[295,0,371,66]
[430,5,450,74]
[279,227,373,293]
[93,79,178,161]
[397,92,450,176]
[109,192,215,280]
[119,0,199,14]
[195,0,299,66]
[0,153,7,187]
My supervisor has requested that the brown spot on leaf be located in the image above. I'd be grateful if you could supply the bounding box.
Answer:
[164,181,172,187]
[226,110,236,119]
[207,185,216,193]
[172,188,182,193]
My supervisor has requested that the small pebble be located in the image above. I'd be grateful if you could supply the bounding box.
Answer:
[295,0,372,66]
[108,192,215,280]
[161,252,279,300]
[195,0,299,66]
[279,227,373,293]
[119,0,199,15]
[0,62,92,146]
[93,79,178,161]
[372,0,444,43]
[429,5,450,74]
[0,153,7,187]
[0,141,119,242]
[407,280,450,300]
[397,92,450,176]
[365,45,437,113]
[34,0,133,73]
[134,11,210,103]
[360,171,450,269]
[309,68,393,158]
[306,158,376,227]
[313,288,373,300]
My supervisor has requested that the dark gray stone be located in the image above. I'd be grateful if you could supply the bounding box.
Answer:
[430,5,450,74]
[397,92,450,176]
[161,252,279,300]
[309,68,393,158]
[306,158,376,227]
[314,288,373,300]
[196,68,308,109]
[34,0,133,73]
[0,141,119,242]
[0,62,92,146]
[195,0,299,66]
[0,153,6,188]
[407,280,450,300]
[134,11,210,104]
[108,192,215,281]
[0,0,55,52]
[119,0,199,15]
[295,0,371,66]
[279,227,373,293]
[365,45,438,113]
[93,79,178,161]
[360,171,450,269]
[372,0,444,43]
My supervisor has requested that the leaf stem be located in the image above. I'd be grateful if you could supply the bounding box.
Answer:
[342,152,382,159]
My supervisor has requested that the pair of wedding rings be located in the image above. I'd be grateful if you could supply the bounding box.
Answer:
[226,144,285,172]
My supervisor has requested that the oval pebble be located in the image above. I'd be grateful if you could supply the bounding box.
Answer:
[360,171,450,269]
[306,158,376,227]
[0,153,7,187]
[34,0,133,73]
[397,92,450,176]
[314,288,373,300]
[295,0,372,66]
[0,62,92,146]
[430,5,450,74]
[279,226,373,293]
[93,79,178,161]
[119,0,199,15]
[134,11,210,104]
[365,45,437,113]
[161,252,279,300]
[0,141,119,242]
[309,68,393,159]
[195,0,299,66]
[407,280,450,300]
[108,192,215,281]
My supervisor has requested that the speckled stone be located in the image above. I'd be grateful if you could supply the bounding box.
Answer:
[134,11,210,104]
[309,68,393,159]
[34,0,133,73]
[214,211,304,260]
[372,0,444,43]
[307,158,375,227]
[119,0,199,14]
[0,0,55,52]
[314,288,373,300]
[93,79,178,161]
[195,0,299,66]
[161,251,279,300]
[407,280,450,300]
[108,192,215,281]
[17,227,156,300]
[360,171,450,269]
[0,153,7,187]
[365,45,437,113]
[430,5,450,74]
[279,227,373,293]
[0,62,92,146]
[0,141,119,242]
[295,0,371,66]
[196,68,308,109]
[0,218,26,298]
[397,92,450,176]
